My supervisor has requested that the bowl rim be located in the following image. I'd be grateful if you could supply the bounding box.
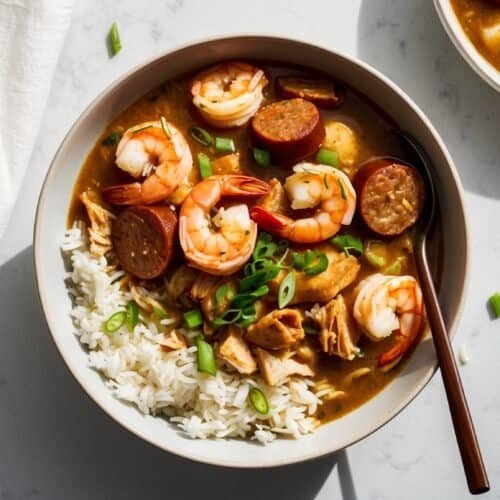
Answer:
[33,33,470,468]
[434,0,500,92]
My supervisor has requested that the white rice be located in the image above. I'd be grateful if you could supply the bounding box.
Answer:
[62,223,321,443]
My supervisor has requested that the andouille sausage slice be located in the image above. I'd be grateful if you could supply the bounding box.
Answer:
[276,76,343,109]
[251,98,325,165]
[354,159,424,236]
[112,205,177,279]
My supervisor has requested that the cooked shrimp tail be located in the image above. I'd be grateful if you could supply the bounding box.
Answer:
[179,175,270,275]
[249,206,293,239]
[102,120,192,205]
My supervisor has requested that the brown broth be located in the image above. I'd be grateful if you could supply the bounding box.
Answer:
[67,62,434,425]
[451,0,500,70]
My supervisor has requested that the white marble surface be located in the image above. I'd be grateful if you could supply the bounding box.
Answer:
[1,0,499,498]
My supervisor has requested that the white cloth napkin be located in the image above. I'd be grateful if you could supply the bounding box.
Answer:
[0,0,73,238]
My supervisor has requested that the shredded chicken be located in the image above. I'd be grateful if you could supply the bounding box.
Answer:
[308,294,360,360]
[166,265,197,301]
[269,245,360,304]
[255,347,314,386]
[80,190,115,256]
[245,309,304,350]
[218,326,257,374]
[158,330,187,352]
[190,272,221,301]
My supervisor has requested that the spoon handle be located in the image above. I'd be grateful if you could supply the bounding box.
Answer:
[416,248,489,494]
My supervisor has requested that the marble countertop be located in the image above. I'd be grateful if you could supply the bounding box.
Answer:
[1,0,499,498]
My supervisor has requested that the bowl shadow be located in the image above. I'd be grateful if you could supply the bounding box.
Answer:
[357,0,500,199]
[0,246,361,500]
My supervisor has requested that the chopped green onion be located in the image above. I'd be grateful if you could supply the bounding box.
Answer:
[108,22,122,56]
[126,301,139,332]
[212,309,242,328]
[231,285,269,308]
[383,256,406,275]
[278,271,296,309]
[489,293,500,318]
[237,305,257,328]
[104,311,126,333]
[303,325,319,335]
[258,232,273,243]
[160,116,172,138]
[315,148,339,167]
[337,178,347,200]
[153,307,167,319]
[292,249,317,270]
[304,252,328,276]
[198,152,212,179]
[189,125,213,147]
[184,309,203,328]
[331,234,363,256]
[253,147,271,167]
[101,132,120,146]
[248,387,269,414]
[365,251,385,268]
[215,137,235,153]
[215,283,234,306]
[252,239,279,260]
[195,335,216,376]
[239,267,280,292]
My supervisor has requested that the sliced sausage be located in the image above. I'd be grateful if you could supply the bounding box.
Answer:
[276,76,343,109]
[112,205,177,279]
[251,98,325,165]
[354,159,424,236]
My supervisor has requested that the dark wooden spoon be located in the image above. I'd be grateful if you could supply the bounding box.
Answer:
[395,130,489,495]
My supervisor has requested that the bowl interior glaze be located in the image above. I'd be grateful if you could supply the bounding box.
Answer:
[34,36,469,467]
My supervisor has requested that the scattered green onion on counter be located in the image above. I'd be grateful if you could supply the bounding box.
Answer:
[108,22,122,56]
[330,234,363,257]
[198,152,213,179]
[189,125,213,147]
[489,293,500,318]
[215,137,235,153]
[253,147,271,167]
[248,387,269,414]
[278,271,296,309]
[104,311,126,333]
[184,308,203,328]
[126,301,139,332]
[315,147,339,167]
[195,335,217,376]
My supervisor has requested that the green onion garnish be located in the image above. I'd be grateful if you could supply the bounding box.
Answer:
[108,22,122,56]
[292,250,317,270]
[104,311,126,333]
[253,147,271,167]
[337,178,347,200]
[198,152,212,179]
[160,116,172,139]
[303,325,319,335]
[237,305,257,328]
[215,137,235,154]
[153,307,167,319]
[278,271,296,309]
[231,285,269,309]
[101,132,120,146]
[195,335,217,376]
[184,309,203,328]
[304,252,328,276]
[212,309,243,328]
[239,267,280,292]
[365,251,385,268]
[248,387,269,414]
[126,301,139,332]
[331,234,363,256]
[315,148,339,167]
[383,256,406,275]
[189,125,213,147]
[215,283,234,306]
[252,239,279,260]
[489,293,500,318]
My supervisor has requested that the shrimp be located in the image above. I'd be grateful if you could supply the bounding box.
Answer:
[102,120,192,205]
[250,163,356,243]
[179,175,270,275]
[190,61,268,128]
[352,273,424,366]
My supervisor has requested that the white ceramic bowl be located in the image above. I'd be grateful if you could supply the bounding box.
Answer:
[34,35,469,468]
[435,0,500,92]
